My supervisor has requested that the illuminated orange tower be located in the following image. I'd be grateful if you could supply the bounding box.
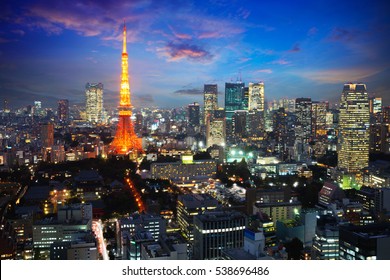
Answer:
[109,23,142,156]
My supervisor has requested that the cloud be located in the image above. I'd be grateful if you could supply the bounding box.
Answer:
[288,43,301,53]
[133,94,154,106]
[158,42,213,62]
[169,25,192,40]
[198,31,224,39]
[0,38,14,43]
[239,57,251,63]
[17,0,145,40]
[256,69,273,74]
[328,28,357,42]
[173,88,203,95]
[272,59,290,65]
[295,68,384,84]
[11,29,25,36]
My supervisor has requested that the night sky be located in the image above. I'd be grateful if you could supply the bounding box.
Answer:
[0,0,389,109]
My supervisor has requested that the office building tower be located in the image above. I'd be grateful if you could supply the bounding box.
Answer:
[247,82,265,139]
[312,215,339,260]
[248,82,264,111]
[369,97,382,124]
[339,223,390,260]
[109,23,142,155]
[338,83,370,173]
[40,123,54,147]
[206,108,226,148]
[34,101,42,117]
[177,194,218,242]
[243,86,249,111]
[134,112,143,134]
[232,110,247,138]
[193,211,247,260]
[295,98,312,143]
[311,101,329,138]
[116,214,166,258]
[85,82,103,123]
[225,82,245,137]
[383,106,390,124]
[188,102,200,126]
[204,84,218,123]
[369,123,389,153]
[273,108,287,151]
[50,241,98,260]
[57,99,69,124]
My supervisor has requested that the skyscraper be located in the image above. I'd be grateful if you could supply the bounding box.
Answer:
[203,84,218,124]
[311,101,329,138]
[247,82,265,140]
[248,82,265,111]
[338,83,370,173]
[41,123,54,148]
[295,98,312,143]
[85,83,103,123]
[206,108,226,148]
[193,211,247,260]
[34,101,42,117]
[109,24,142,156]
[369,97,382,124]
[225,82,245,140]
[225,82,245,120]
[57,99,69,124]
[188,102,200,126]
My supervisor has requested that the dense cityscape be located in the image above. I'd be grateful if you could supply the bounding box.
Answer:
[1,1,390,261]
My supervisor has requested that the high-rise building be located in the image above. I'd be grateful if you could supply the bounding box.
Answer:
[203,84,218,124]
[369,123,389,153]
[225,82,245,138]
[85,82,103,123]
[57,99,69,124]
[193,211,247,260]
[383,106,390,124]
[109,23,142,156]
[248,82,264,111]
[338,83,370,173]
[311,101,329,138]
[206,108,226,148]
[339,223,390,260]
[369,97,382,124]
[177,194,218,241]
[273,108,287,151]
[312,216,339,260]
[232,110,247,138]
[34,101,42,117]
[247,82,265,140]
[188,102,200,126]
[40,123,54,147]
[295,98,312,143]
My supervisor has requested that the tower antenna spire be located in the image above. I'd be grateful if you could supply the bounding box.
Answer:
[122,20,127,54]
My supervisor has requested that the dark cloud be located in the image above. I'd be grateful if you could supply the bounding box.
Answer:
[307,27,318,36]
[288,43,301,53]
[173,88,202,95]
[329,28,357,42]
[133,94,155,107]
[160,42,213,62]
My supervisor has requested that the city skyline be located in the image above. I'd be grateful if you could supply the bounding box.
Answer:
[1,0,389,109]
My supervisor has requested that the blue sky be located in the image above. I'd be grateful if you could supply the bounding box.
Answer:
[0,0,389,109]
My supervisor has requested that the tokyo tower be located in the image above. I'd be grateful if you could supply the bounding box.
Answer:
[109,23,142,156]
